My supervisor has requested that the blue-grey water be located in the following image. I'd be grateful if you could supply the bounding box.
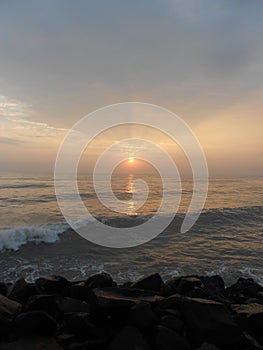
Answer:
[0,173,263,285]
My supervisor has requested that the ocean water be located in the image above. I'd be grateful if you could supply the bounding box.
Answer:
[0,173,263,285]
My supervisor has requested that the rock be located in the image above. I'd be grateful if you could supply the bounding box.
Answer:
[196,343,220,350]
[131,273,163,292]
[85,272,116,289]
[64,312,101,339]
[178,297,242,347]
[94,287,164,304]
[201,275,225,296]
[166,276,202,295]
[153,325,191,350]
[68,339,106,349]
[14,310,57,336]
[7,278,35,304]
[36,275,71,294]
[0,282,9,296]
[25,294,57,318]
[0,314,12,338]
[57,297,90,314]
[62,283,97,302]
[0,336,63,349]
[129,302,157,329]
[0,294,22,317]
[106,325,150,350]
[232,303,263,345]
[226,278,263,302]
[160,315,184,334]
[186,287,208,299]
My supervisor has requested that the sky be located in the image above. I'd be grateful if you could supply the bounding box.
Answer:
[0,0,263,176]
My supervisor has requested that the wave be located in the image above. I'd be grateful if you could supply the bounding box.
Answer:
[0,205,262,252]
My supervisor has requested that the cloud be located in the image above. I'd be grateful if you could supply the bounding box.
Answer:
[0,136,24,145]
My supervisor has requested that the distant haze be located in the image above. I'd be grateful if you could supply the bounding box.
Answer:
[1,0,263,177]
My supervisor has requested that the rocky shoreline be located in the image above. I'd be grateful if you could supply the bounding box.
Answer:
[1,272,263,349]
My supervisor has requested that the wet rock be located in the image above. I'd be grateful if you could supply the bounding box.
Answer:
[7,278,36,305]
[36,275,71,294]
[196,343,220,350]
[160,315,184,334]
[94,287,164,304]
[106,325,150,350]
[131,273,164,292]
[14,310,57,336]
[0,294,22,317]
[179,297,242,347]
[226,278,263,302]
[232,303,263,345]
[0,282,9,296]
[25,294,57,317]
[62,283,97,302]
[85,272,116,289]
[129,302,157,329]
[201,275,225,297]
[64,312,101,339]
[68,339,106,350]
[57,297,90,314]
[0,336,63,349]
[153,325,191,350]
[166,276,202,295]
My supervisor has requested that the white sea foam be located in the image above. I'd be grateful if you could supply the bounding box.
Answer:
[0,222,69,251]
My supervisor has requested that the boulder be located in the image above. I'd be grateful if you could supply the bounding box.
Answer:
[94,287,164,305]
[36,275,71,294]
[201,275,225,296]
[106,325,150,350]
[160,315,184,334]
[232,303,263,345]
[0,294,22,317]
[68,339,106,349]
[131,273,163,292]
[57,298,90,314]
[129,302,157,329]
[0,336,63,349]
[153,325,191,350]
[0,282,9,296]
[196,343,220,350]
[178,297,242,347]
[165,276,202,295]
[85,272,116,289]
[64,312,101,339]
[14,310,57,336]
[226,278,263,302]
[7,278,35,304]
[25,294,57,317]
[62,283,97,303]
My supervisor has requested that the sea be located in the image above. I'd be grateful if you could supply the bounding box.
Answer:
[0,173,263,286]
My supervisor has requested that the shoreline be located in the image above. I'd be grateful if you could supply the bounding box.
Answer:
[1,272,263,349]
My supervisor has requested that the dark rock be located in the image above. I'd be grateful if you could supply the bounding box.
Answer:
[153,325,191,350]
[0,282,9,296]
[85,272,116,289]
[0,336,63,349]
[166,275,202,295]
[0,314,12,338]
[62,283,97,302]
[226,278,263,302]
[14,310,57,336]
[36,275,71,294]
[25,294,57,317]
[131,273,163,292]
[7,278,35,305]
[0,294,22,317]
[179,297,242,347]
[106,325,150,350]
[186,287,208,299]
[196,343,220,350]
[68,339,106,350]
[201,275,225,296]
[160,315,184,334]
[94,287,164,304]
[57,297,90,314]
[64,312,101,339]
[57,333,76,348]
[232,303,263,345]
[129,302,157,329]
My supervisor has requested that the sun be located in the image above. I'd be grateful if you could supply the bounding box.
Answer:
[128,157,135,163]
